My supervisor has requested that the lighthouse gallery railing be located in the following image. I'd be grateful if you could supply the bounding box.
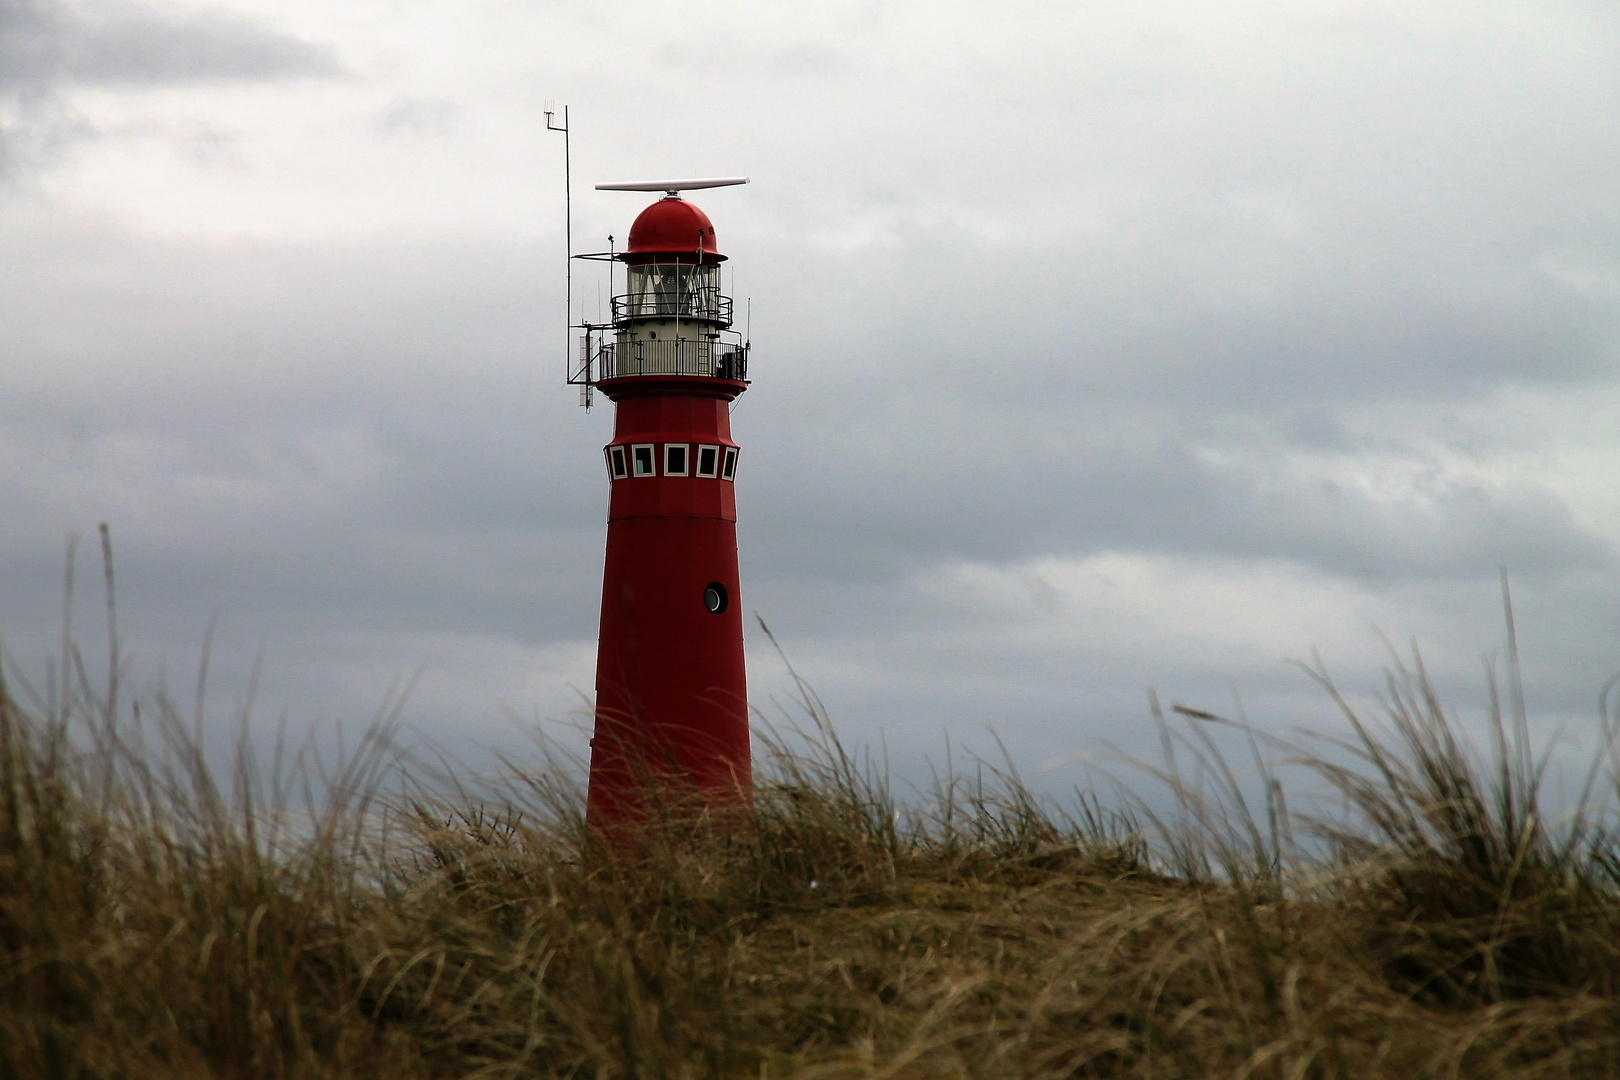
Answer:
[611,291,734,324]
[596,338,748,381]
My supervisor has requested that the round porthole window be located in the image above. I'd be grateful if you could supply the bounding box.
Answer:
[702,582,728,614]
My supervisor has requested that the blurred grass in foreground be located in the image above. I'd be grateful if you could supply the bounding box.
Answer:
[4,553,1620,1076]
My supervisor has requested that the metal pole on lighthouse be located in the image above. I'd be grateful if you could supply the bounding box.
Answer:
[562,169,753,828]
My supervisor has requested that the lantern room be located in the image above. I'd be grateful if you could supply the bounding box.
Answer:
[617,198,730,325]
[571,187,749,390]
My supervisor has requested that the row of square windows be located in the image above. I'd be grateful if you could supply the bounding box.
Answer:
[605,443,739,481]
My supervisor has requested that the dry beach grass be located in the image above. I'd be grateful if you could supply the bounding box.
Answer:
[3,564,1620,1075]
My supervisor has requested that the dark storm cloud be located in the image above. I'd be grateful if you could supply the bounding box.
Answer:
[7,209,1606,631]
[0,230,597,658]
[726,222,1620,588]
[0,0,339,87]
[778,217,1620,410]
[0,214,1612,784]
[743,392,1614,587]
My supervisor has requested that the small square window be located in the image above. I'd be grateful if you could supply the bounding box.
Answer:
[721,447,738,481]
[631,444,656,476]
[695,445,720,478]
[664,443,689,476]
[607,446,628,480]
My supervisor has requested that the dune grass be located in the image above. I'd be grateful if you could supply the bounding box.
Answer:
[3,561,1620,1075]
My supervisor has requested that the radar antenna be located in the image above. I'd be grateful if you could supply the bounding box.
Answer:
[596,177,749,197]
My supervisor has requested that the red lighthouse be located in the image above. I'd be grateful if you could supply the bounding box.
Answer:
[571,178,752,827]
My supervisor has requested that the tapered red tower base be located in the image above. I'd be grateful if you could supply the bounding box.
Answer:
[587,376,749,828]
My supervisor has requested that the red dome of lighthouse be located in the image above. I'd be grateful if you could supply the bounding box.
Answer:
[625,197,726,262]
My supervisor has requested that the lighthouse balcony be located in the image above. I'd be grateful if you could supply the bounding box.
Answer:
[596,338,748,381]
[611,291,734,326]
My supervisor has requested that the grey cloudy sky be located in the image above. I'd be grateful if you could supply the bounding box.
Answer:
[1,0,1617,789]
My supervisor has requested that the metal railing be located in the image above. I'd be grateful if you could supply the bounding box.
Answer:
[597,338,748,381]
[611,291,734,326]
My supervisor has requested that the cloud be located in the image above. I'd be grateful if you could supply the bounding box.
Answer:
[0,1,339,184]
[2,0,1619,793]
[0,86,89,181]
[375,98,458,138]
[742,401,1615,590]
[0,0,340,88]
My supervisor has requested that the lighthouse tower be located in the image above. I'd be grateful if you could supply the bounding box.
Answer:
[574,178,752,827]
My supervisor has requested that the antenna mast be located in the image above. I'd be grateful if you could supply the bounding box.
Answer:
[544,102,580,399]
